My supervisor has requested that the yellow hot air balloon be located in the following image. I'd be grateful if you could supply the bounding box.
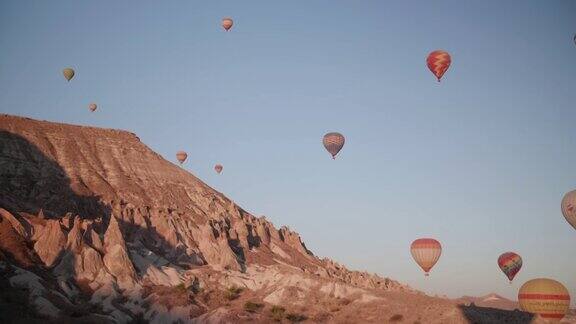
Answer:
[410,238,442,276]
[89,103,97,112]
[63,68,75,81]
[518,278,570,322]
[176,151,188,165]
[561,190,576,231]
[222,17,233,31]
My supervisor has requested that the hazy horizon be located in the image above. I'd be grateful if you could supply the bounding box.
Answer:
[1,0,575,305]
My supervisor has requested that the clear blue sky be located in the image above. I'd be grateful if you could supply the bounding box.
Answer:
[1,0,575,304]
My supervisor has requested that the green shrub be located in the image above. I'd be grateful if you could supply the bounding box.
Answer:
[225,286,243,300]
[175,283,187,293]
[286,313,307,322]
[270,305,286,321]
[244,301,264,313]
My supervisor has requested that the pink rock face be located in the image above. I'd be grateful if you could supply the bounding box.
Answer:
[33,220,66,267]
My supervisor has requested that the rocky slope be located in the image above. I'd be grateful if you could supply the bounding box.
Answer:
[0,114,570,323]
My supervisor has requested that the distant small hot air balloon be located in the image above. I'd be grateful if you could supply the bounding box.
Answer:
[426,50,451,82]
[176,151,188,165]
[215,164,223,174]
[497,252,522,283]
[63,68,75,82]
[89,103,97,112]
[573,33,576,46]
[323,132,345,159]
[410,238,442,276]
[518,278,570,322]
[222,17,234,31]
[561,190,576,231]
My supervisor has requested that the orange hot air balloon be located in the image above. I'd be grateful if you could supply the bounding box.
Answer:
[176,151,188,165]
[561,190,576,231]
[518,278,570,322]
[410,238,442,276]
[88,103,97,112]
[497,252,522,283]
[426,50,451,82]
[214,164,223,174]
[323,132,345,159]
[222,17,233,31]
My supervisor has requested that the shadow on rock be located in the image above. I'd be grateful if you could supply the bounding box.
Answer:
[458,304,534,324]
[0,130,111,220]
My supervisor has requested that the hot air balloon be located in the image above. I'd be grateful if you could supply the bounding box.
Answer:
[323,132,345,159]
[222,17,233,31]
[518,278,570,322]
[561,190,576,231]
[63,68,75,82]
[176,151,188,165]
[215,164,223,174]
[89,103,97,112]
[497,252,522,283]
[426,50,451,82]
[410,238,442,276]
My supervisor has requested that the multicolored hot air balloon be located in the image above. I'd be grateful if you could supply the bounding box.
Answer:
[222,17,233,31]
[63,68,75,82]
[323,132,345,159]
[89,103,97,112]
[426,50,451,82]
[176,151,188,165]
[518,278,570,322]
[497,252,522,283]
[410,238,442,276]
[215,164,223,174]
[561,190,576,231]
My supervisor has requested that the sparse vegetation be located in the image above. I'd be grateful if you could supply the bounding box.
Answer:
[389,314,404,322]
[244,301,264,313]
[224,286,243,300]
[270,305,286,321]
[286,313,307,322]
[175,283,187,293]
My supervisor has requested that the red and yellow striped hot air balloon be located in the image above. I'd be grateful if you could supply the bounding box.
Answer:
[561,190,576,231]
[222,17,233,31]
[426,50,451,82]
[518,278,570,322]
[323,132,345,159]
[176,151,188,165]
[410,238,442,276]
[214,164,223,174]
[497,252,522,283]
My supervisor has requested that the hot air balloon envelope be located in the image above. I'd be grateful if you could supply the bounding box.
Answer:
[222,17,233,31]
[176,151,188,164]
[497,252,522,282]
[426,50,451,82]
[561,190,576,231]
[323,132,345,159]
[89,103,97,112]
[215,164,223,174]
[63,68,75,81]
[410,238,442,276]
[518,278,570,322]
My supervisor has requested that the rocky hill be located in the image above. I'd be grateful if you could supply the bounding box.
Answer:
[0,114,569,323]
